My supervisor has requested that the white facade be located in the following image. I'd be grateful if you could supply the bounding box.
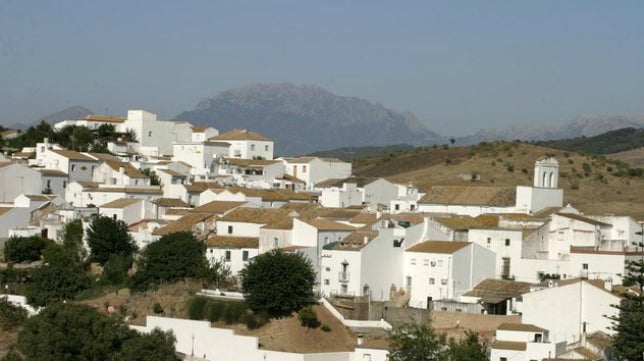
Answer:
[490,324,564,361]
[99,198,155,225]
[172,141,229,178]
[0,163,43,202]
[521,280,620,343]
[284,157,352,190]
[319,183,363,208]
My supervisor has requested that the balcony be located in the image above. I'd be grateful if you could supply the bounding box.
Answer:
[338,271,350,283]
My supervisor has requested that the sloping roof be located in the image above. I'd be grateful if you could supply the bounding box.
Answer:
[205,236,259,249]
[152,198,190,208]
[332,229,379,251]
[491,341,526,351]
[555,212,611,227]
[84,114,125,122]
[497,323,546,332]
[406,241,470,254]
[100,198,142,209]
[190,201,247,214]
[225,158,280,167]
[153,213,215,236]
[463,279,533,303]
[97,187,163,194]
[88,153,122,162]
[0,207,14,216]
[157,169,187,178]
[209,129,272,142]
[51,149,96,162]
[23,194,50,201]
[191,126,210,132]
[301,218,357,231]
[433,215,485,230]
[219,207,293,224]
[38,168,68,177]
[104,160,146,178]
[349,212,378,225]
[420,186,516,206]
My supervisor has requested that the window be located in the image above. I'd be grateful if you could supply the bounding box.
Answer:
[429,278,435,285]
[227,225,233,234]
[410,204,416,211]
[325,267,331,272]
[487,237,491,245]
[410,258,416,265]
[71,165,76,172]
[47,180,51,188]
[63,181,67,188]
[265,145,269,151]
[225,251,231,261]
[502,257,511,277]
[437,260,444,267]
[209,249,213,253]
[423,259,429,266]
[242,250,249,261]
[148,131,152,137]
[500,358,507,361]
[395,204,400,211]
[505,238,511,246]
[582,263,589,270]
[302,165,307,173]
[324,279,330,285]
[251,144,256,151]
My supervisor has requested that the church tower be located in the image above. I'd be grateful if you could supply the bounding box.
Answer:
[534,156,559,188]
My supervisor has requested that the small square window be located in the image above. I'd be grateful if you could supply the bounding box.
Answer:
[582,263,588,270]
[225,251,231,261]
[505,239,511,246]
[227,225,233,234]
[242,250,249,261]
[429,278,435,285]
[324,279,330,285]
[325,267,331,272]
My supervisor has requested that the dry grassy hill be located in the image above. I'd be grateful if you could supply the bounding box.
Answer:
[353,141,644,220]
[608,147,644,168]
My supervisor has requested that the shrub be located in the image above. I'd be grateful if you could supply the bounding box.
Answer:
[205,300,225,322]
[188,296,209,320]
[153,302,164,315]
[321,324,331,332]
[582,162,592,174]
[298,306,320,328]
[4,236,51,263]
[571,183,580,190]
[506,164,514,172]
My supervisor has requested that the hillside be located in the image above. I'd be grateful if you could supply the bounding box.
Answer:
[608,148,644,168]
[175,83,441,156]
[536,127,644,154]
[353,142,644,219]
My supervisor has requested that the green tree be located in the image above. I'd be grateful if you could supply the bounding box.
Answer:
[610,258,644,361]
[388,322,449,361]
[16,303,176,361]
[3,236,52,263]
[0,296,28,331]
[448,330,489,361]
[239,250,315,318]
[141,168,161,186]
[131,231,207,291]
[25,244,90,307]
[86,216,136,266]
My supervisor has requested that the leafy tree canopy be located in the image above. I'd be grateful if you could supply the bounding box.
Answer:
[131,231,207,292]
[16,303,175,361]
[0,296,28,331]
[610,258,644,361]
[25,244,90,307]
[239,250,315,318]
[86,216,137,266]
[3,236,52,263]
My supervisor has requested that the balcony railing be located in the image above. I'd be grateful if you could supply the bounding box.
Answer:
[338,271,350,283]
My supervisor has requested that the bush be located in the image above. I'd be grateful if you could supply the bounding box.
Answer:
[188,296,209,320]
[223,301,247,325]
[0,296,28,331]
[298,306,320,328]
[206,300,225,322]
[245,312,269,330]
[153,302,164,315]
[321,324,331,332]
[4,236,51,263]
[571,183,580,190]
[506,164,514,172]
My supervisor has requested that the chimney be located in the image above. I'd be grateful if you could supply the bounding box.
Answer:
[119,166,125,176]
[581,322,587,347]
[363,236,369,244]
[357,333,364,346]
[604,278,613,292]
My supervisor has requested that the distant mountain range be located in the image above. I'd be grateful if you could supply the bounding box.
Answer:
[175,83,441,155]
[10,84,644,156]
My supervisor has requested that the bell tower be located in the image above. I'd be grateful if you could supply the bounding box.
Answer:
[534,157,559,188]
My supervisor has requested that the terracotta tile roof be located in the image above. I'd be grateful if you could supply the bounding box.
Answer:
[0,162,12,169]
[157,169,187,177]
[0,207,14,216]
[23,195,50,201]
[164,208,190,216]
[533,207,562,217]
[497,323,546,332]
[153,212,215,236]
[84,115,125,122]
[332,229,379,251]
[278,174,306,184]
[191,126,210,132]
[104,160,146,178]
[100,198,142,209]
[88,153,122,162]
[280,202,321,213]
[433,215,484,230]
[152,198,190,208]
[379,213,425,226]
[11,151,34,158]
[51,149,97,162]
[97,187,163,194]
[38,168,68,177]
[491,341,526,351]
[263,216,295,230]
[301,218,357,231]
[225,158,280,167]
[406,241,470,254]
[556,212,611,226]
[349,212,378,225]
[313,207,364,221]
[463,279,533,302]
[205,236,259,249]
[279,245,310,252]
[190,201,247,214]
[209,129,272,142]
[288,156,317,164]
[184,183,211,193]
[420,186,516,206]
[219,207,293,224]
[76,181,101,189]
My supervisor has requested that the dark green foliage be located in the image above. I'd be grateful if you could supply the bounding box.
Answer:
[3,236,52,263]
[240,250,315,318]
[86,216,136,266]
[1,349,23,361]
[102,254,133,285]
[16,303,175,361]
[0,296,28,331]
[6,121,55,150]
[206,300,226,322]
[188,296,209,320]
[309,144,415,161]
[60,219,83,248]
[188,296,257,327]
[25,244,90,307]
[448,330,489,361]
[297,306,320,328]
[152,302,164,315]
[141,168,161,186]
[536,127,644,155]
[131,232,207,292]
[388,322,448,361]
[321,324,331,332]
[610,258,644,361]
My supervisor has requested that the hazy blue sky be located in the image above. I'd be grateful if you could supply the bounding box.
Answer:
[1,0,643,136]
